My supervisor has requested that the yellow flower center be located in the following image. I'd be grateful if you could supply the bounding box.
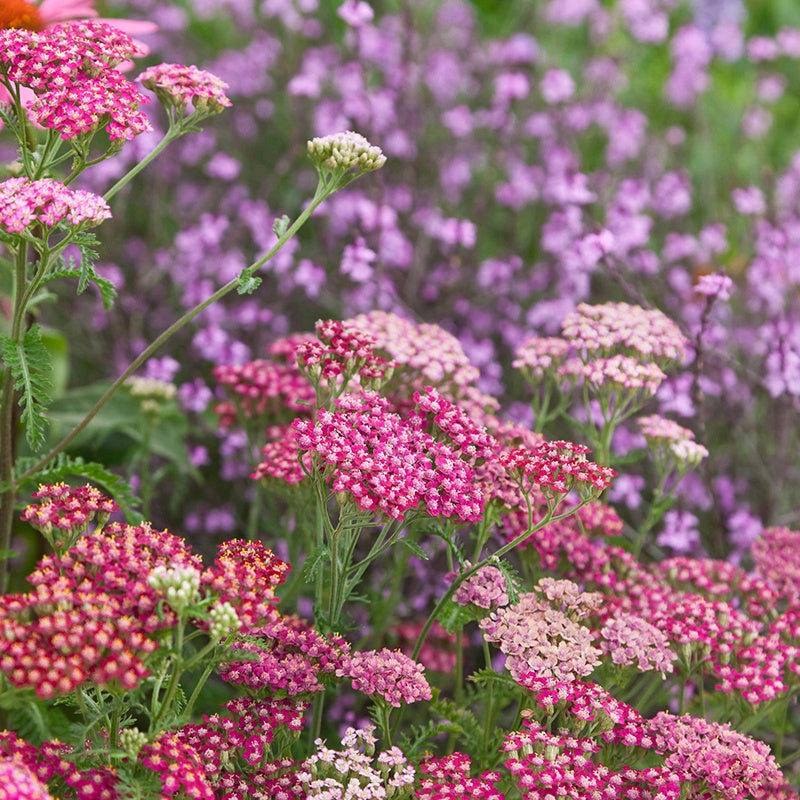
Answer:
[0,0,44,30]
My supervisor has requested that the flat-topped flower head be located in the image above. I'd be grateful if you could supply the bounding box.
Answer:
[0,23,151,141]
[290,391,484,522]
[651,713,793,798]
[561,301,688,365]
[0,178,110,236]
[307,130,386,178]
[499,439,615,500]
[638,414,709,470]
[347,310,481,400]
[480,592,602,682]
[559,354,666,395]
[513,335,570,381]
[295,318,394,392]
[452,563,510,610]
[21,482,118,551]
[337,648,432,706]
[600,613,677,676]
[752,526,800,599]
[138,62,232,115]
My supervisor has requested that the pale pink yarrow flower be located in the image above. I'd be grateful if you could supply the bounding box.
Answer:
[559,354,667,394]
[513,336,570,380]
[561,301,688,364]
[0,177,111,233]
[600,613,677,676]
[480,592,602,682]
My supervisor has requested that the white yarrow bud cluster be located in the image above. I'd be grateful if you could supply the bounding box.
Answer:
[307,131,387,174]
[208,600,242,642]
[119,727,148,758]
[147,564,201,613]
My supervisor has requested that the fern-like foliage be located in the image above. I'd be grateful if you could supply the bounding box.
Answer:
[46,233,116,309]
[13,453,141,521]
[0,324,53,450]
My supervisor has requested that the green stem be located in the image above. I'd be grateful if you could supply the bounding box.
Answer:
[150,623,185,733]
[412,498,587,661]
[102,129,178,203]
[16,178,330,487]
[0,244,29,594]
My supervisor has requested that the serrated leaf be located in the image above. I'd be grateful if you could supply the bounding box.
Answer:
[1,325,53,450]
[45,263,117,310]
[273,214,290,237]
[236,266,262,295]
[397,535,429,560]
[301,544,330,581]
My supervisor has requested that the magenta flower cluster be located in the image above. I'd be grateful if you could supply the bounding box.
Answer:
[290,391,485,522]
[0,22,151,140]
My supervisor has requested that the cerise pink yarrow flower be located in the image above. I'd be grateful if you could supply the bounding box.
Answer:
[0,23,152,140]
[289,391,484,522]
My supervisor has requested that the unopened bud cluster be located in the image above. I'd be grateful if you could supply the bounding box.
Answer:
[147,564,201,614]
[119,727,148,758]
[208,601,242,642]
[126,376,177,415]
[307,131,386,174]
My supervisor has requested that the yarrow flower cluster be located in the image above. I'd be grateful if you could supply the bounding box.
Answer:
[202,539,290,631]
[0,23,152,140]
[638,414,709,469]
[499,440,616,498]
[21,482,117,551]
[559,353,666,394]
[417,753,504,800]
[298,726,414,800]
[599,613,677,676]
[213,357,314,426]
[337,648,432,707]
[288,391,484,521]
[307,130,387,175]
[0,178,111,236]
[513,336,570,381]
[219,615,348,695]
[296,318,394,388]
[452,563,510,610]
[348,310,482,399]
[0,759,54,800]
[138,62,232,114]
[480,593,602,682]
[751,525,800,599]
[561,302,688,364]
